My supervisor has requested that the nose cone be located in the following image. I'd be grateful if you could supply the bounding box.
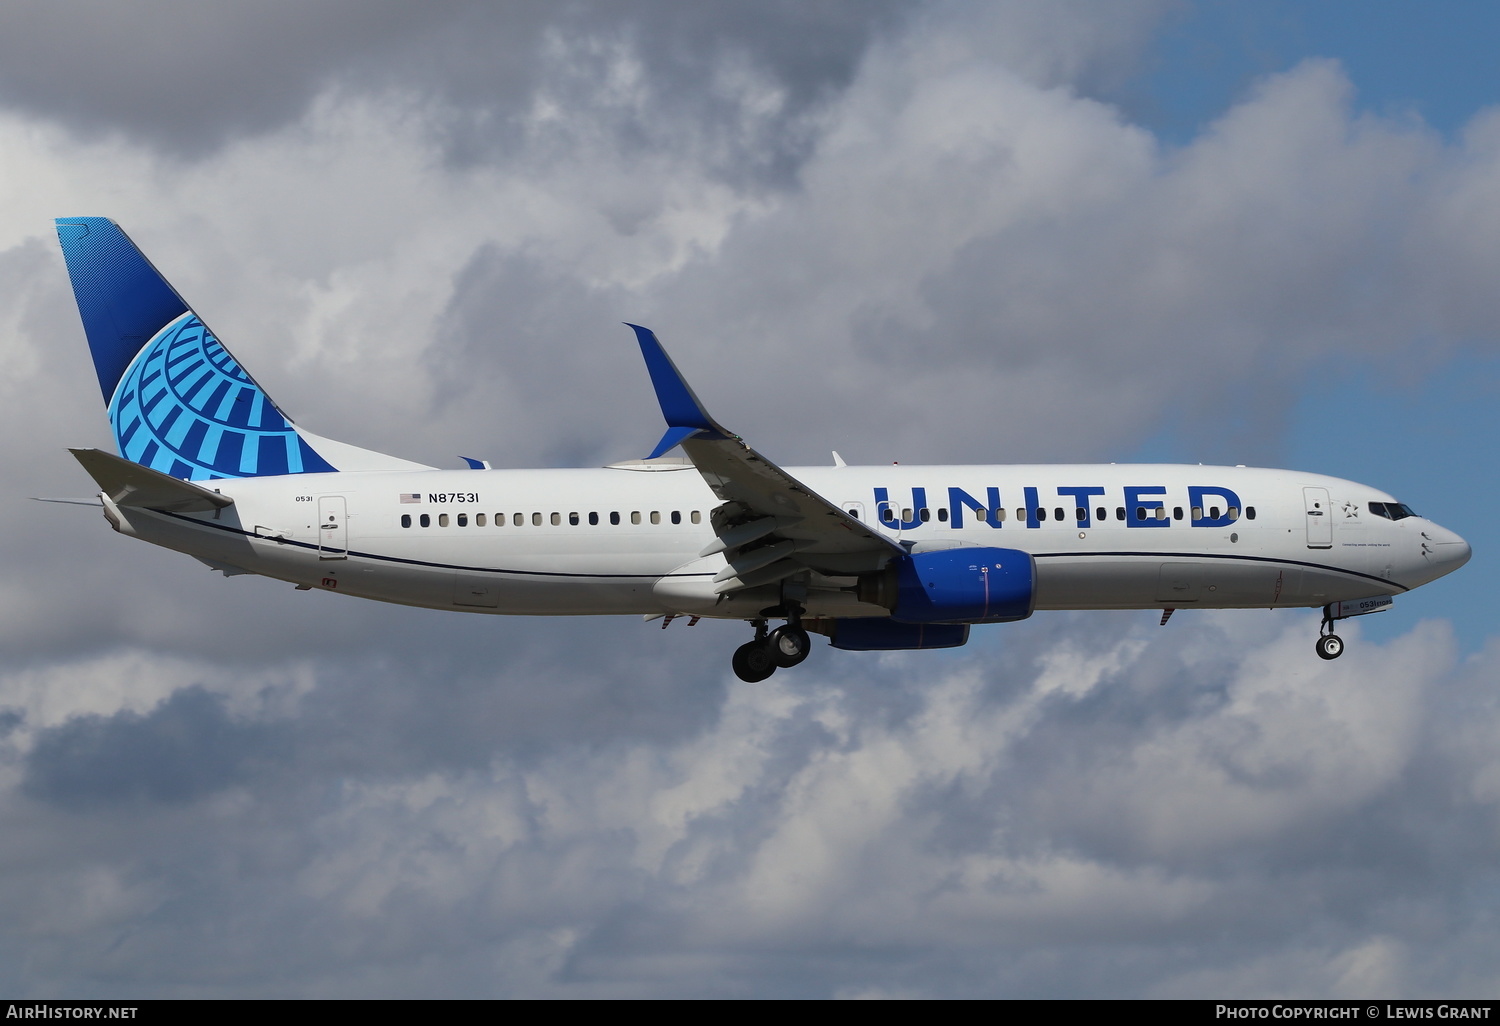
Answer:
[1424,523,1471,579]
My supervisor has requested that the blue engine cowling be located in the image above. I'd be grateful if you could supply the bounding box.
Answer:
[828,619,971,651]
[878,546,1035,624]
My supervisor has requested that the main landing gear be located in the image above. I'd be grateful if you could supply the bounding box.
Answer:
[732,616,812,682]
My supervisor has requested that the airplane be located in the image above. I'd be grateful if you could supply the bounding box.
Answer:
[50,217,1471,682]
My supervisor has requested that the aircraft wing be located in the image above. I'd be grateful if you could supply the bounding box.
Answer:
[70,448,234,513]
[629,325,902,593]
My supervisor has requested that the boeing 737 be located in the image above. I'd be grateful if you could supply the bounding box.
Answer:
[51,218,1471,681]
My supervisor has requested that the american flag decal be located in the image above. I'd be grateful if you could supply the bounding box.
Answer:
[399,493,422,504]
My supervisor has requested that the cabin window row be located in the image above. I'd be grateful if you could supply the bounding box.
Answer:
[400,510,704,529]
[866,505,1254,524]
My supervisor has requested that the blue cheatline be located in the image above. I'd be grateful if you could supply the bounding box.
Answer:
[56,216,336,481]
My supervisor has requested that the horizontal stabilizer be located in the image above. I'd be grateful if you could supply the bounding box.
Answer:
[70,448,234,512]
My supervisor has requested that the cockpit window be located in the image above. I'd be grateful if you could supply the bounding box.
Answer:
[1369,501,1418,521]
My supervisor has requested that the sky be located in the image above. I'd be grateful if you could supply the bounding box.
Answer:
[0,0,1497,998]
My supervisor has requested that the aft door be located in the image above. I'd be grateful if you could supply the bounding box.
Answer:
[318,495,348,559]
[1303,487,1332,549]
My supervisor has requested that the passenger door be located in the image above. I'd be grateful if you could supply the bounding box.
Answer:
[318,495,348,559]
[1303,487,1332,549]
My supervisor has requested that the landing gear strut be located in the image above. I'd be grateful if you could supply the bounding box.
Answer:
[1316,606,1344,661]
[731,611,812,682]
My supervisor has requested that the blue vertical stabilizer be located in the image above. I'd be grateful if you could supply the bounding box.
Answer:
[55,217,338,480]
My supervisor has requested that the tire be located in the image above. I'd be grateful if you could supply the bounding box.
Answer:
[1316,634,1344,660]
[732,639,777,682]
[768,625,811,668]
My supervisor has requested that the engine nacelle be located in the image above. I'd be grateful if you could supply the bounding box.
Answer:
[825,618,970,651]
[858,547,1034,624]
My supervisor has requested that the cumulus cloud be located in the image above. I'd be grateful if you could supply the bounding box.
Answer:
[0,0,1492,997]
[1,616,1495,996]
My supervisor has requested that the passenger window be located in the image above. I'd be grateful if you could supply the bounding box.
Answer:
[476,513,487,527]
[401,514,411,528]
[1209,506,1220,520]
[1054,507,1064,522]
[1096,507,1106,522]
[1116,507,1125,521]
[1191,506,1202,520]
[550,512,561,526]
[514,513,523,526]
[420,514,430,528]
[610,512,621,525]
[457,513,468,527]
[1173,507,1183,521]
[1156,507,1167,520]
[650,511,661,525]
[439,513,450,527]
[1015,508,1025,522]
[995,508,1006,522]
[882,508,895,524]
[671,511,682,525]
[691,511,701,524]
[532,512,542,526]
[631,511,641,525]
[1246,507,1256,520]
[589,512,599,525]
[919,508,930,522]
[1075,507,1086,522]
[1227,506,1239,519]
[1135,507,1146,521]
[569,512,579,526]
[847,507,860,519]
[902,508,913,522]
[938,508,948,522]
[1037,507,1047,522]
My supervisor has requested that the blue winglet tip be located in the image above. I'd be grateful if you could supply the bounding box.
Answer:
[626,323,717,434]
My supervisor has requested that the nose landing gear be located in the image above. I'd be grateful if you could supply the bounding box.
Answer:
[1316,605,1344,660]
[1315,631,1344,660]
[731,613,813,682]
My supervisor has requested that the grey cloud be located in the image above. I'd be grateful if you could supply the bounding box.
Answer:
[23,686,277,808]
[0,0,908,187]
[1,615,1491,996]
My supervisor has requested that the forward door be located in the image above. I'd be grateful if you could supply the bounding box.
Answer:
[1303,487,1332,549]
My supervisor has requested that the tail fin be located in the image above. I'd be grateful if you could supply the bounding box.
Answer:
[55,218,430,480]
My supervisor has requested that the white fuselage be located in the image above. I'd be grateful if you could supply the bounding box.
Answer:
[100,462,1471,620]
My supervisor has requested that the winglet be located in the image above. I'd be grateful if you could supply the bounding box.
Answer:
[627,323,729,458]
